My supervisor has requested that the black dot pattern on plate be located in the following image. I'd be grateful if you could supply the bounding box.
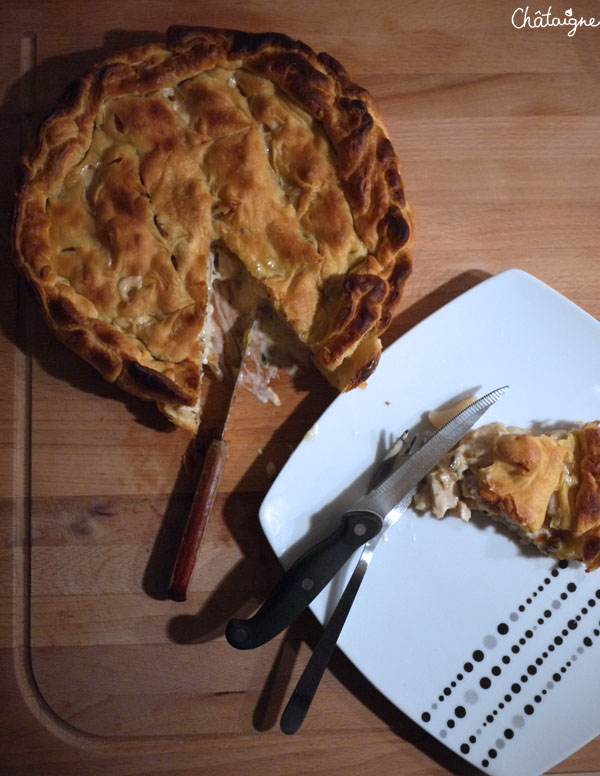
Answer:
[476,624,599,770]
[421,563,568,719]
[419,565,600,768]
[467,603,600,767]
[473,583,582,729]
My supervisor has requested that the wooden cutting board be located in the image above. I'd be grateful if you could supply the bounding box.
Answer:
[2,1,600,774]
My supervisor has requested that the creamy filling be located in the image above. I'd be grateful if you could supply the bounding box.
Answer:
[197,243,309,407]
[413,424,502,521]
[161,86,192,125]
[241,325,281,406]
[117,275,144,302]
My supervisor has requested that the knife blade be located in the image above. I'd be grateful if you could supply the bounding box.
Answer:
[168,319,255,602]
[226,385,508,648]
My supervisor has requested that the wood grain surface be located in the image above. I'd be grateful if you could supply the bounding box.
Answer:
[2,1,600,774]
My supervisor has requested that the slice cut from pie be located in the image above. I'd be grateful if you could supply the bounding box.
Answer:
[413,421,600,571]
[13,26,413,432]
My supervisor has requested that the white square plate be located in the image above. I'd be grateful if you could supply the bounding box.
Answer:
[260,269,600,776]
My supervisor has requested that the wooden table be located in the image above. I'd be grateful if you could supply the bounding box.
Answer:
[2,1,600,774]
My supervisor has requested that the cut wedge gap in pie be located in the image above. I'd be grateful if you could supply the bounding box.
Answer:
[13,26,414,432]
[414,421,600,571]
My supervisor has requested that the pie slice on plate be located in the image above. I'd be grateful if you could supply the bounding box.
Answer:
[12,26,413,432]
[414,420,600,570]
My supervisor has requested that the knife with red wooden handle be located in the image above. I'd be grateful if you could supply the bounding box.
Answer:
[168,438,230,601]
[167,319,254,602]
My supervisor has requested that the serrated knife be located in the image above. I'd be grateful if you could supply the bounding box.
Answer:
[226,385,509,649]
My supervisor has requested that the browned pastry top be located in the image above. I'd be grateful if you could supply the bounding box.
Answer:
[13,26,413,429]
[479,433,570,533]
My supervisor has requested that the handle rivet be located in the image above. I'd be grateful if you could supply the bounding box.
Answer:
[235,628,247,642]
[301,577,314,591]
[354,522,366,536]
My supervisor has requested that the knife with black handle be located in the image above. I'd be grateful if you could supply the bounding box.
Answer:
[226,386,508,651]
[225,509,382,649]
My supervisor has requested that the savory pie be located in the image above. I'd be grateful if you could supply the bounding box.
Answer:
[413,421,600,571]
[12,26,413,431]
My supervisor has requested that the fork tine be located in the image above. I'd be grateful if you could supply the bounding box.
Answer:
[369,426,429,491]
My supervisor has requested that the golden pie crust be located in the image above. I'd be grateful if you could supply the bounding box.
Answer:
[414,422,600,571]
[13,26,413,430]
